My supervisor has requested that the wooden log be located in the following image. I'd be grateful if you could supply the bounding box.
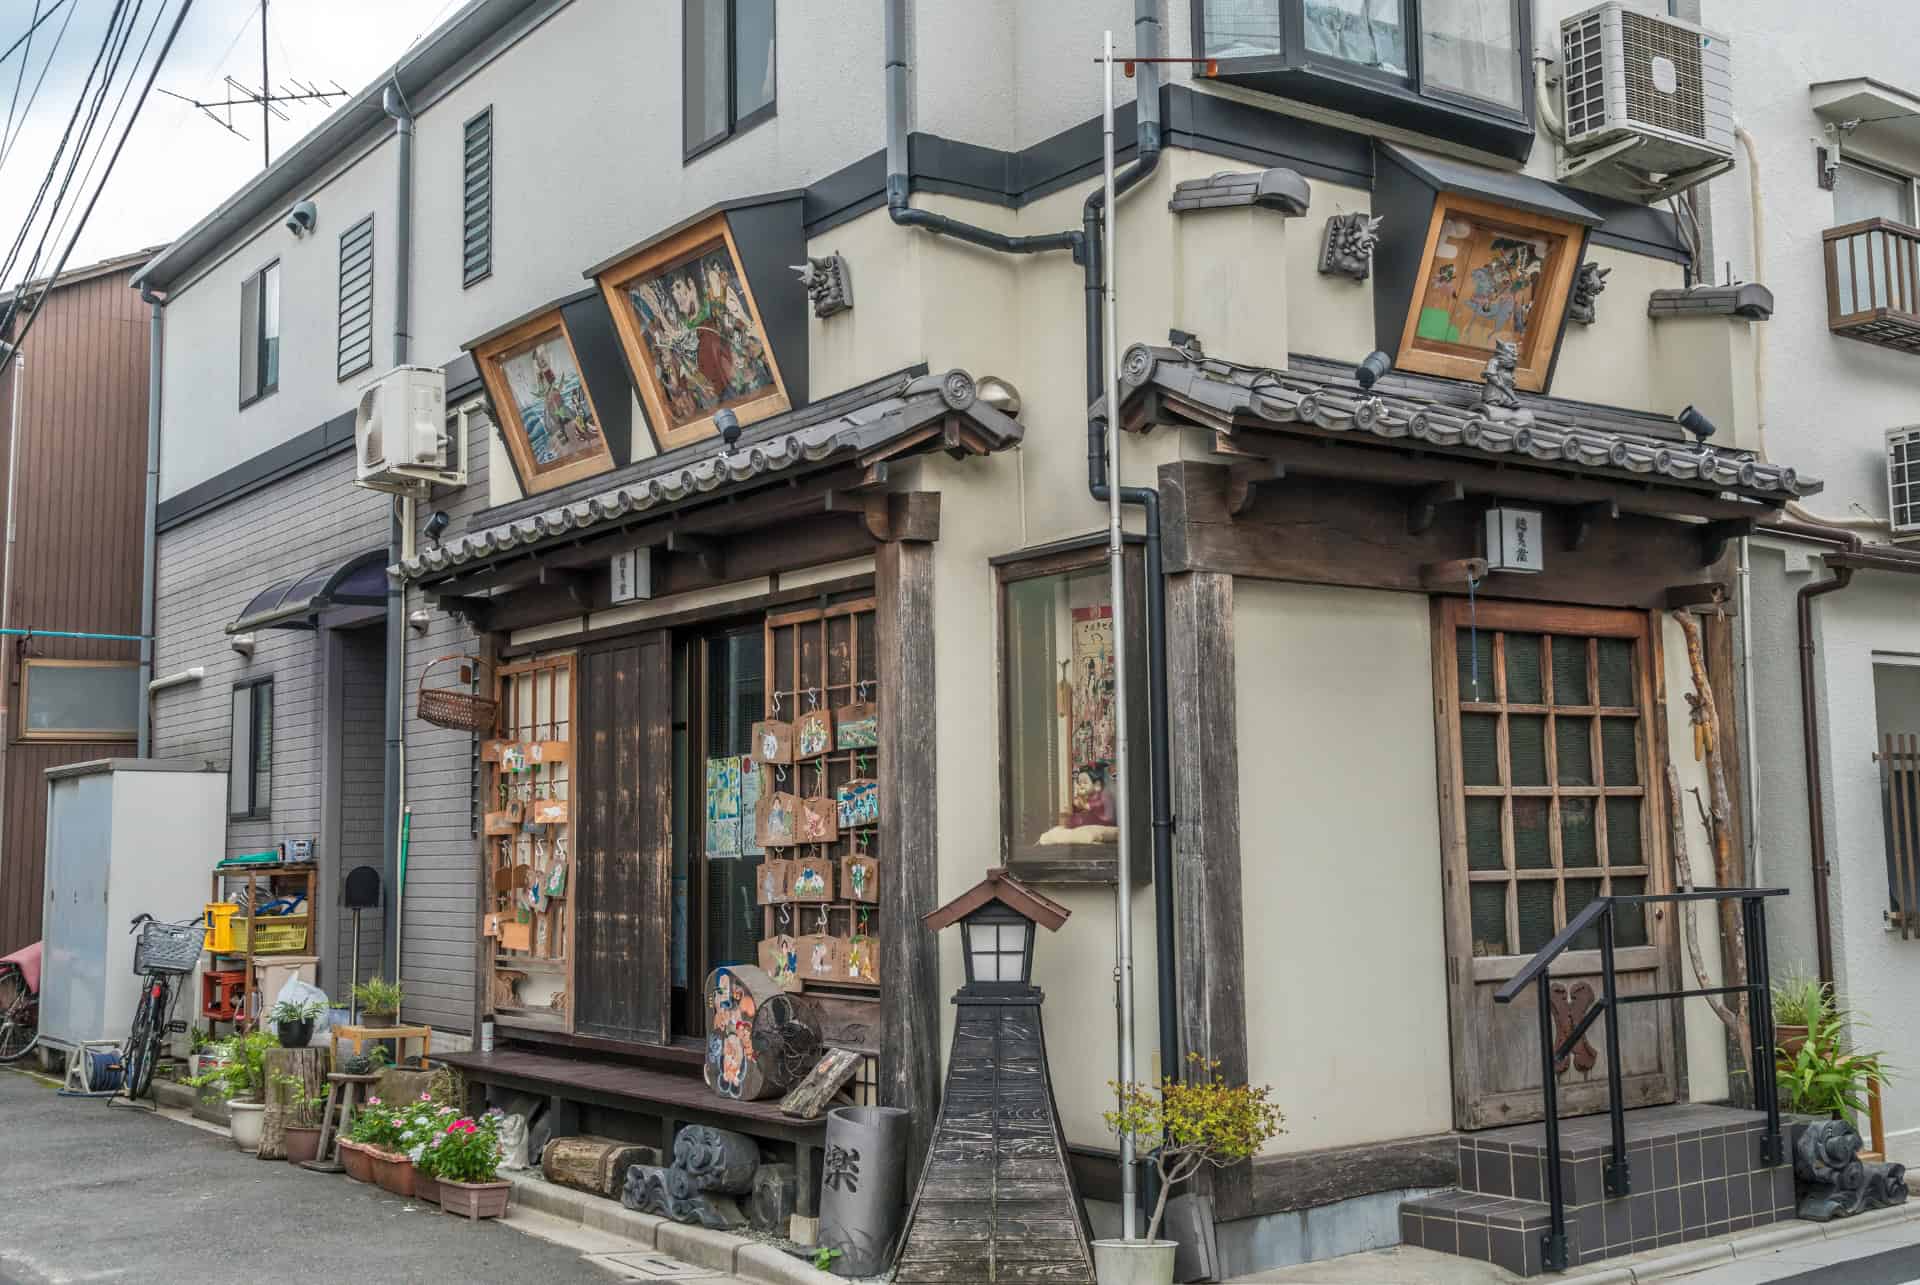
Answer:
[259,1046,329,1161]
[541,1135,661,1197]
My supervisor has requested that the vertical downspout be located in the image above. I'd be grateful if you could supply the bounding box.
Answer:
[1797,567,1852,989]
[0,343,20,861]
[137,287,165,757]
[381,82,414,984]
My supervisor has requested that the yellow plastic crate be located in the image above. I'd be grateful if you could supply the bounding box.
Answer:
[203,903,241,953]
[229,915,310,955]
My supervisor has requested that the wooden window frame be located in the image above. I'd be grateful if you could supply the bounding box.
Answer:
[17,658,138,742]
[994,538,1149,886]
[1433,599,1668,984]
[682,0,777,163]
[229,676,274,820]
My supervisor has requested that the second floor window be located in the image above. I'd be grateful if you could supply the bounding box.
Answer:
[240,260,280,407]
[1834,156,1918,228]
[684,0,775,159]
[229,678,274,819]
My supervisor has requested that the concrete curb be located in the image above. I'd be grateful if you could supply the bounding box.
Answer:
[1620,1203,1920,1281]
[503,1172,839,1285]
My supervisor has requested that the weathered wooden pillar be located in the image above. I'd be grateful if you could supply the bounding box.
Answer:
[876,496,941,1181]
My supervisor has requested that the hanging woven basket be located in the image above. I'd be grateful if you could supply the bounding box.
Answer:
[417,654,497,733]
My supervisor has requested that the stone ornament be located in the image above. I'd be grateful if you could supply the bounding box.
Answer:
[1319,212,1383,281]
[622,1124,763,1230]
[793,252,853,319]
[1568,261,1611,325]
[1478,339,1534,427]
[1795,1117,1909,1220]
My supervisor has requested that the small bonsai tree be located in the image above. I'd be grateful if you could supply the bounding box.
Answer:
[352,976,403,1019]
[1105,1055,1286,1243]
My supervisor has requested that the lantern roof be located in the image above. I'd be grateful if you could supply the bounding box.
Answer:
[922,867,1071,935]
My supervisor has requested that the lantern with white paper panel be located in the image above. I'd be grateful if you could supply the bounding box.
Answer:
[1485,506,1546,574]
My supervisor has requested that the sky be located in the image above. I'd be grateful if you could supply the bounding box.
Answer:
[0,0,458,283]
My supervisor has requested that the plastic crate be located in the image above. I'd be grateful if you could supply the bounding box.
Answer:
[201,970,247,1021]
[229,915,309,955]
[203,903,240,953]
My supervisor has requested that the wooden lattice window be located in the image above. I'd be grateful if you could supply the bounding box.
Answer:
[1439,602,1660,961]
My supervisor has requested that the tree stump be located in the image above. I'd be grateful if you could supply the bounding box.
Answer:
[258,1046,328,1160]
[702,965,823,1101]
[542,1135,660,1197]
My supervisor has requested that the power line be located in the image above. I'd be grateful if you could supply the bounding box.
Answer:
[46,0,170,263]
[0,0,78,173]
[2,2,46,156]
[0,0,70,70]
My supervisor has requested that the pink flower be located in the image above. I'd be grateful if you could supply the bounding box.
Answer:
[420,1092,433,1101]
[366,1096,382,1105]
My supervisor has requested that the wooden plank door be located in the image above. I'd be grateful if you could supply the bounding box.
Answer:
[1432,600,1682,1130]
[575,631,674,1044]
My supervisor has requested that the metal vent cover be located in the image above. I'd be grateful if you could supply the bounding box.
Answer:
[1561,11,1608,140]
[1891,426,1920,534]
[462,107,493,289]
[336,214,375,382]
[1618,9,1706,141]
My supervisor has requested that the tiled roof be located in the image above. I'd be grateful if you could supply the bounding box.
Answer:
[395,368,1020,581]
[1118,344,1819,499]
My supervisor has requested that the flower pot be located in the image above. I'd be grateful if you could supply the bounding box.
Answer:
[228,1099,266,1153]
[414,1170,440,1205]
[361,1011,398,1029]
[1092,1239,1179,1285]
[369,1148,417,1198]
[1778,1024,1810,1058]
[277,1019,314,1049]
[818,1106,911,1277]
[284,1125,322,1165]
[437,1177,512,1221]
[339,1139,377,1184]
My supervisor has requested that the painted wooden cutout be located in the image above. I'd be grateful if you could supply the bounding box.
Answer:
[757,791,799,848]
[795,708,834,761]
[842,856,878,904]
[844,933,879,984]
[798,795,840,845]
[797,933,843,982]
[787,858,833,902]
[834,702,877,750]
[836,778,879,829]
[499,744,529,773]
[752,720,794,766]
[758,933,802,992]
[545,859,568,899]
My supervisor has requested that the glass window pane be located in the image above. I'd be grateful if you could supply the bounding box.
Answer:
[1471,883,1508,957]
[1305,0,1407,75]
[1550,636,1589,706]
[1513,796,1550,869]
[1460,713,1499,785]
[1597,638,1635,707]
[253,683,272,813]
[1466,797,1504,870]
[1457,628,1494,702]
[1566,878,1603,950]
[24,663,138,735]
[998,924,1027,951]
[1606,797,1642,866]
[261,263,280,392]
[1562,797,1598,867]
[1517,880,1556,954]
[704,631,766,972]
[239,273,261,401]
[229,687,252,816]
[1202,0,1282,58]
[1556,716,1593,786]
[1008,566,1116,852]
[1835,162,1913,227]
[1419,0,1520,109]
[733,0,775,118]
[1602,718,1639,785]
[1510,714,1547,786]
[684,0,728,152]
[1612,876,1648,948]
[972,947,999,983]
[1504,633,1543,704]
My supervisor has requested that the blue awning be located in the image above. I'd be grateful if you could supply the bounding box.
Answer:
[226,547,389,634]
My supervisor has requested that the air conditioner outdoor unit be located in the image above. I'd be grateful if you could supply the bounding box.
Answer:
[354,365,461,492]
[1890,426,1920,537]
[1557,3,1734,203]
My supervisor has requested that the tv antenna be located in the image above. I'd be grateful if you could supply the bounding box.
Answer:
[157,0,346,168]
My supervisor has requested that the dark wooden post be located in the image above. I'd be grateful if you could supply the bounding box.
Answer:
[1166,564,1253,1220]
[876,507,941,1181]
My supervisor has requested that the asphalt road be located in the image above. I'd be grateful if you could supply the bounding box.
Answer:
[0,1068,623,1285]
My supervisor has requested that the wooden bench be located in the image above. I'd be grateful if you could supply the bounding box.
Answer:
[440,1047,828,1215]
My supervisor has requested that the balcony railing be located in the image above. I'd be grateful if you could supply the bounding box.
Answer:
[1826,217,1920,353]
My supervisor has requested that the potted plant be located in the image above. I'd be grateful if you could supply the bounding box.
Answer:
[338,1044,392,1079]
[1771,972,1832,1059]
[433,1114,512,1220]
[340,1100,390,1184]
[1777,1006,1891,1125]
[345,1096,416,1196]
[187,1030,277,1152]
[401,1095,461,1206]
[272,1073,328,1164]
[1101,1056,1285,1285]
[352,977,404,1029]
[186,1026,212,1080]
[270,998,326,1049]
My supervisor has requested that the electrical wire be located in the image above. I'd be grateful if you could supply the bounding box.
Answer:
[0,0,78,174]
[2,2,46,157]
[46,0,170,263]
[0,0,68,70]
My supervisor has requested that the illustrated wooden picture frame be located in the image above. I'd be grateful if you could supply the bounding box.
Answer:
[1394,194,1586,394]
[596,212,791,453]
[473,309,615,495]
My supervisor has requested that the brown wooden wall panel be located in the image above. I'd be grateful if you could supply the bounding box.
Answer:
[0,266,150,952]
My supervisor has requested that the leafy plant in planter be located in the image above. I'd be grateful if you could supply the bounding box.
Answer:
[432,1114,512,1221]
[273,1072,328,1164]
[188,1030,278,1153]
[1771,972,1834,1057]
[338,1044,392,1077]
[269,998,326,1049]
[1777,1009,1890,1126]
[352,977,403,1028]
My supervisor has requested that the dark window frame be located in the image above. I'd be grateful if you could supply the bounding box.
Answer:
[229,676,274,820]
[239,259,281,409]
[1191,0,1535,161]
[462,106,494,289]
[682,0,777,163]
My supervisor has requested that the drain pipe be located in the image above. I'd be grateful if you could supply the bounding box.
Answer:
[137,286,165,757]
[381,80,414,985]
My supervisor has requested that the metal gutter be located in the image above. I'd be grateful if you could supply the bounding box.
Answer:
[138,285,165,755]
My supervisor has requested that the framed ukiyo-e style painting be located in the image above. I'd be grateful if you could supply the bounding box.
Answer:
[1395,194,1585,393]
[596,213,790,453]
[474,310,614,495]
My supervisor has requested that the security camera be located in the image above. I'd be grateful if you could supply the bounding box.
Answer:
[1676,405,1718,443]
[285,200,317,237]
[423,509,450,544]
[715,408,742,448]
[1354,350,1393,390]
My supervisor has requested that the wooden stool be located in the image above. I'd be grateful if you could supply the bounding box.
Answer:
[300,1071,378,1173]
[330,1023,432,1069]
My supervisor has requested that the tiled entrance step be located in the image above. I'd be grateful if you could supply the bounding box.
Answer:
[1399,1104,1796,1277]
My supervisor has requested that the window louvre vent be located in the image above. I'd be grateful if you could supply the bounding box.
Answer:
[1891,426,1920,535]
[462,108,493,288]
[337,214,375,382]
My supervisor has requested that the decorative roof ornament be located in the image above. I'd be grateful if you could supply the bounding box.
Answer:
[1319,212,1383,282]
[1478,340,1535,427]
[792,253,852,319]
[1568,261,1611,326]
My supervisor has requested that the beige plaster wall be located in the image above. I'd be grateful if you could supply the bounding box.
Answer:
[1552,247,1681,412]
[1286,179,1378,367]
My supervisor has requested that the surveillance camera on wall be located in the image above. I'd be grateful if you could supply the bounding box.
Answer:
[285,200,318,237]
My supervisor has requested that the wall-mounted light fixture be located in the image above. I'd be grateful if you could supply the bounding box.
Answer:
[230,633,256,657]
[407,609,432,633]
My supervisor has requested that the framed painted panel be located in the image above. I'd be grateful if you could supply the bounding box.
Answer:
[1394,194,1584,393]
[474,311,614,495]
[596,212,790,453]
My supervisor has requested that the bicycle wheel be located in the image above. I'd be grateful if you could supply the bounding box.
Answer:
[0,970,35,1063]
[121,977,162,1099]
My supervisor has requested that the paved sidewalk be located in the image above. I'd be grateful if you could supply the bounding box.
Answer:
[0,1067,754,1284]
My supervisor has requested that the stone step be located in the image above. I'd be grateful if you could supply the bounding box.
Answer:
[1457,1104,1775,1202]
[1401,1191,1558,1277]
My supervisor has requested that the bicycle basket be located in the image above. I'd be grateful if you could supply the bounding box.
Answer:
[416,654,497,733]
[134,921,206,976]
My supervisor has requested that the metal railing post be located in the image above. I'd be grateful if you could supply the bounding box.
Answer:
[1599,906,1630,1197]
[1750,897,1783,1164]
[1536,975,1569,1272]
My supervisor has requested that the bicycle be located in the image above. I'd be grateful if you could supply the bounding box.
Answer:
[120,914,204,1101]
[0,941,38,1063]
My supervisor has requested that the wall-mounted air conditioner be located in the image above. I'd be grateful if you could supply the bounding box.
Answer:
[354,365,462,492]
[1890,426,1920,537]
[1557,3,1734,203]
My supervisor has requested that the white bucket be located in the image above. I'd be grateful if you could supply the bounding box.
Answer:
[1091,1238,1179,1285]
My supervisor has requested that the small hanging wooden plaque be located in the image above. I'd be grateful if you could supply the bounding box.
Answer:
[787,857,833,902]
[844,932,879,984]
[842,856,878,904]
[836,778,878,829]
[757,792,800,848]
[756,858,791,905]
[795,708,834,761]
[796,933,844,984]
[834,702,877,750]
[752,720,794,766]
[758,933,802,991]
[797,795,839,845]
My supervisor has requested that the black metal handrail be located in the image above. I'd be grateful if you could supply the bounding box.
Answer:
[1493,888,1788,1273]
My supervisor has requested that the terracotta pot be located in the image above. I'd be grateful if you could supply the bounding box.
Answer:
[1777,1024,1810,1058]
[339,1140,376,1184]
[438,1177,512,1220]
[284,1125,322,1165]
[369,1147,417,1198]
